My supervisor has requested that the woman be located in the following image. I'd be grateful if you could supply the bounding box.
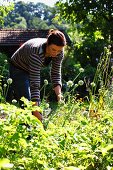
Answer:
[7,29,67,121]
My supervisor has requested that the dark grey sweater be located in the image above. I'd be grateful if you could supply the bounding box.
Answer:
[11,38,64,101]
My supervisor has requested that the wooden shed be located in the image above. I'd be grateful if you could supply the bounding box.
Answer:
[0,29,72,57]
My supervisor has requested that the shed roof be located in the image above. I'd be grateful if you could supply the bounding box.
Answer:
[0,29,72,46]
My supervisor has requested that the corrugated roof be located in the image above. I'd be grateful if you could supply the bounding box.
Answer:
[0,29,72,46]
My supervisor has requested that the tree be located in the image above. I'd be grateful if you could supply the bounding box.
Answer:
[13,16,27,28]
[29,17,49,29]
[53,0,113,70]
[0,2,14,27]
[3,1,60,29]
[55,0,113,42]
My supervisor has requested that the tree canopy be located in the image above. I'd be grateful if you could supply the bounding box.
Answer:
[2,1,66,30]
[0,2,14,26]
[56,0,113,42]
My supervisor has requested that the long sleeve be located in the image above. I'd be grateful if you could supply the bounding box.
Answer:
[51,50,64,87]
[10,38,47,103]
[29,50,43,102]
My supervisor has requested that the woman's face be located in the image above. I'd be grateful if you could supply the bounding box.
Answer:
[46,44,64,57]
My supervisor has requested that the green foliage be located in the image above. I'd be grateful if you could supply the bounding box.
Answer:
[93,46,112,92]
[0,46,113,169]
[56,0,113,29]
[11,16,27,29]
[0,53,11,103]
[75,37,105,68]
[55,0,113,52]
[0,53,8,72]
[0,96,113,169]
[3,1,65,30]
[84,46,113,114]
[0,2,14,26]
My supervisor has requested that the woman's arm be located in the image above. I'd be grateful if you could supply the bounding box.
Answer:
[29,49,42,121]
[51,51,64,101]
[32,101,42,121]
[54,85,63,102]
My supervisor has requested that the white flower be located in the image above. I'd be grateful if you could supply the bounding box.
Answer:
[98,89,102,93]
[12,99,17,104]
[79,68,84,73]
[74,84,78,88]
[45,103,49,108]
[91,82,96,87]
[82,111,89,118]
[108,45,111,49]
[78,80,84,86]
[3,84,7,87]
[67,80,73,87]
[44,79,48,85]
[104,47,107,50]
[7,78,13,85]
[4,59,7,63]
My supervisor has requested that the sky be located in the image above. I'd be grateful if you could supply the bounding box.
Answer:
[1,0,59,7]
[22,0,58,6]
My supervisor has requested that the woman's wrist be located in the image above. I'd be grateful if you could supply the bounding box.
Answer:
[54,85,61,95]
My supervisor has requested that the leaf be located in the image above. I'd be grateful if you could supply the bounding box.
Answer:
[18,138,28,149]
[101,144,113,157]
[64,167,80,170]
[0,158,14,169]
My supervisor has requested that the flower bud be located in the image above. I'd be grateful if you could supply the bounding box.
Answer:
[74,84,78,88]
[78,80,84,86]
[45,103,49,108]
[12,99,17,104]
[4,59,7,63]
[67,80,73,87]
[3,84,7,88]
[91,82,96,87]
[79,68,84,73]
[44,79,48,85]
[7,78,13,85]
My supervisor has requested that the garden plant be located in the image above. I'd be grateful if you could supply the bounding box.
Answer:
[0,46,113,170]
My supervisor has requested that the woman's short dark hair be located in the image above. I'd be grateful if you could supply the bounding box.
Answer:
[47,29,67,46]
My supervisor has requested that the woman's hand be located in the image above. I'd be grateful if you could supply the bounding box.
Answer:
[32,110,42,122]
[54,85,63,102]
[32,101,42,122]
[57,93,63,102]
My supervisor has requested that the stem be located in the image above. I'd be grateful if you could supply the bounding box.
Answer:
[43,86,46,99]
[5,84,9,100]
[73,72,81,83]
[40,84,45,92]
